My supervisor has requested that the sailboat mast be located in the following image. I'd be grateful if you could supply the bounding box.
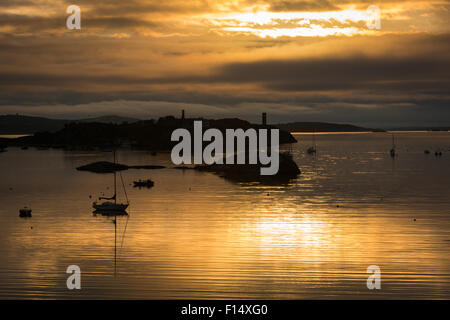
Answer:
[114,214,117,277]
[313,130,316,148]
[113,150,117,204]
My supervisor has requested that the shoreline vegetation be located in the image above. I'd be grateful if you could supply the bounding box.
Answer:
[0,116,297,150]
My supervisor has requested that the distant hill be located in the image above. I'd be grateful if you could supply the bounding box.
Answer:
[275,122,384,133]
[387,126,450,131]
[0,115,69,134]
[0,114,139,134]
[1,115,387,135]
[77,115,139,124]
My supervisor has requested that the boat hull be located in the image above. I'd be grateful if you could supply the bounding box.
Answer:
[133,180,154,188]
[93,202,128,212]
[19,209,32,218]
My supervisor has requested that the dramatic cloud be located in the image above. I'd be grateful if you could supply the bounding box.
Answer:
[0,0,449,126]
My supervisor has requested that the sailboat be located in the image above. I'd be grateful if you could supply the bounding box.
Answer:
[390,134,396,158]
[93,151,129,213]
[307,130,317,155]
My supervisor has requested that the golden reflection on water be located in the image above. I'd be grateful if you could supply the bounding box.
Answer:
[0,132,449,298]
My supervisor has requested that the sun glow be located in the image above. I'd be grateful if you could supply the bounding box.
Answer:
[212,9,369,25]
[223,25,361,38]
[205,8,373,38]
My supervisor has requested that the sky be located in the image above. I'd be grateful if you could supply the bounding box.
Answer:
[0,0,449,127]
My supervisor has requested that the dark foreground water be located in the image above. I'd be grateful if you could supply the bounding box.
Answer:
[0,131,449,299]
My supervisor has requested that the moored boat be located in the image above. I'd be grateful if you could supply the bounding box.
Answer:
[92,151,129,214]
[307,146,316,154]
[307,130,317,155]
[133,179,154,188]
[19,207,32,218]
[390,133,397,158]
[93,201,128,212]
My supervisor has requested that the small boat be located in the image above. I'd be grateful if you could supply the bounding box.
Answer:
[19,207,32,218]
[390,148,396,158]
[390,134,396,158]
[307,130,317,155]
[93,151,129,213]
[133,179,154,188]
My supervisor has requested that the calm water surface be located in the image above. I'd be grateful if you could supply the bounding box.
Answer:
[0,132,449,299]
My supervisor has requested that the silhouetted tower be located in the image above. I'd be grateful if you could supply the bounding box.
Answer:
[181,109,185,120]
[262,112,267,126]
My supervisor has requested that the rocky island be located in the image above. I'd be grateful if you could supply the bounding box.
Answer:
[1,115,297,151]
